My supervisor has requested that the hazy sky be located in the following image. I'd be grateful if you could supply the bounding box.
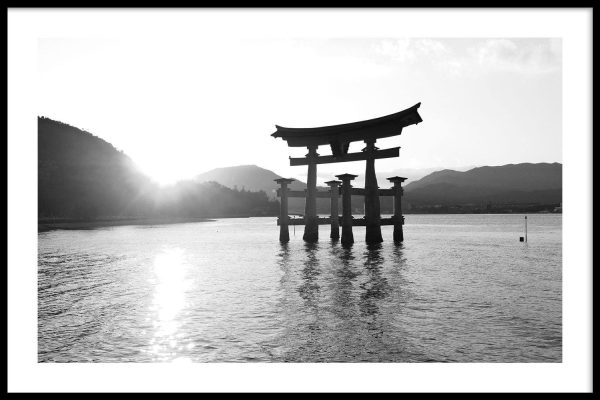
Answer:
[39,34,562,185]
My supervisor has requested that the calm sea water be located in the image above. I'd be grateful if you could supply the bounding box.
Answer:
[38,214,562,362]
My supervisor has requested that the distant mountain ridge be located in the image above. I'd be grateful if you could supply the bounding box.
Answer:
[194,162,562,213]
[195,165,308,198]
[404,162,562,206]
[195,165,325,214]
[405,163,562,192]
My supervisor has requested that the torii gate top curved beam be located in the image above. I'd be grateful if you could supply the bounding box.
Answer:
[271,102,422,156]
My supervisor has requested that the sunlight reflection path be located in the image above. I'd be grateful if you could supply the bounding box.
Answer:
[147,247,193,362]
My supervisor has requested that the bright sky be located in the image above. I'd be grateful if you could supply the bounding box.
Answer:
[37,12,562,186]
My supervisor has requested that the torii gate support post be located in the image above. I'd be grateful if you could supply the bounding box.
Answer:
[325,180,341,240]
[303,145,319,242]
[275,178,295,242]
[336,173,357,246]
[387,176,407,243]
[364,139,383,244]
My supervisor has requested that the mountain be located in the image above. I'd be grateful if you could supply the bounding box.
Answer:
[194,162,561,214]
[405,163,562,192]
[195,165,308,198]
[197,165,343,214]
[194,165,353,214]
[38,117,279,220]
[403,163,562,207]
[375,165,476,187]
[38,116,157,219]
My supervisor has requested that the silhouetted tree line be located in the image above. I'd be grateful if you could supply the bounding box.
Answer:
[405,203,561,214]
[286,195,394,215]
[38,117,280,220]
[149,181,280,218]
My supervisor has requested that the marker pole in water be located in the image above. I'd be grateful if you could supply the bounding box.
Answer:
[525,216,528,242]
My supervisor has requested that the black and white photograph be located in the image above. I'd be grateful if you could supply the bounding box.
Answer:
[7,8,592,393]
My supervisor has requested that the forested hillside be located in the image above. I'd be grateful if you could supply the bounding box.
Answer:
[38,117,279,220]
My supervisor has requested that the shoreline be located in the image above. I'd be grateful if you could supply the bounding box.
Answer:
[38,216,229,232]
[38,212,560,233]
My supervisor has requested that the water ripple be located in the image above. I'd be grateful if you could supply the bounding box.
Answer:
[38,215,562,362]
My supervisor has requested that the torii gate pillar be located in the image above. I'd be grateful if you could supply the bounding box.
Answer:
[364,139,383,244]
[325,180,341,240]
[303,145,319,243]
[336,173,357,246]
[387,176,407,243]
[275,178,295,242]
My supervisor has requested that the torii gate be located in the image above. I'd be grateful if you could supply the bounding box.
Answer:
[272,103,422,244]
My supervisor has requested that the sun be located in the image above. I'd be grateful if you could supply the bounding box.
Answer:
[126,135,225,186]
[133,155,198,186]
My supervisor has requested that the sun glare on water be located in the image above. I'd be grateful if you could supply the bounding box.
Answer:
[147,247,193,361]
